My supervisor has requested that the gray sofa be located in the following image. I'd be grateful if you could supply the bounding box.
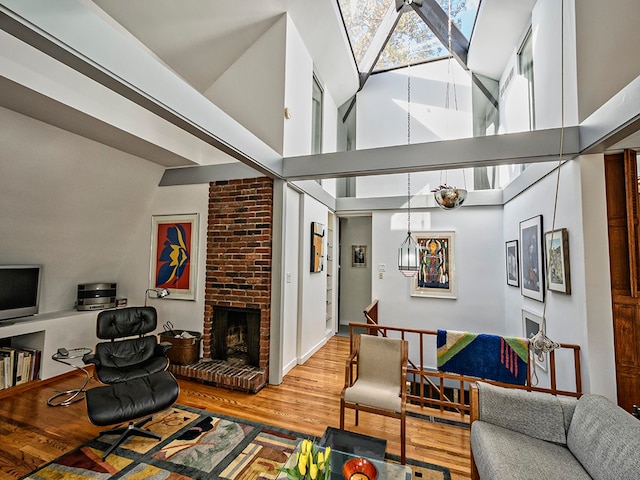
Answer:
[470,382,640,480]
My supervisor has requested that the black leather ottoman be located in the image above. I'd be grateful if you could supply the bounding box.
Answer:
[85,370,179,460]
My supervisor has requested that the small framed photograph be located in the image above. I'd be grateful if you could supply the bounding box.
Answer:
[545,228,571,294]
[522,309,547,372]
[352,245,367,267]
[520,215,544,302]
[505,240,519,287]
[412,231,456,299]
[149,213,199,301]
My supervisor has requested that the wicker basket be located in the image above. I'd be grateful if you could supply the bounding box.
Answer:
[159,330,202,365]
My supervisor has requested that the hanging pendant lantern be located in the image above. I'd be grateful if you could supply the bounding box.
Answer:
[398,173,421,276]
[398,231,420,277]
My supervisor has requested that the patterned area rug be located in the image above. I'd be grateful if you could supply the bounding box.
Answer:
[22,405,451,479]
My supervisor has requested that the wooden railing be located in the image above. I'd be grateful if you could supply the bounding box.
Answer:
[359,300,582,418]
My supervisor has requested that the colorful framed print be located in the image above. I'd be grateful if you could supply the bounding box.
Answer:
[522,309,547,372]
[352,245,367,267]
[519,215,544,302]
[506,240,519,287]
[412,231,456,299]
[149,213,199,301]
[545,228,571,294]
[310,222,325,273]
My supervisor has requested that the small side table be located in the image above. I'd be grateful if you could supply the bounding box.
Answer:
[47,347,92,407]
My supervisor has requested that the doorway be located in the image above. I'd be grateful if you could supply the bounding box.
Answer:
[338,216,372,334]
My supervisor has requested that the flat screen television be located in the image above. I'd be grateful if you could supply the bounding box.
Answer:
[0,265,42,323]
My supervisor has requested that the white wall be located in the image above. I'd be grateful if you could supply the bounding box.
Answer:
[502,157,615,398]
[118,183,209,335]
[370,204,504,368]
[532,0,579,129]
[339,216,372,326]
[357,60,472,149]
[575,0,640,122]
[499,0,579,133]
[282,15,314,157]
[579,154,616,398]
[0,107,164,314]
[298,195,330,361]
[206,15,287,154]
[282,186,301,373]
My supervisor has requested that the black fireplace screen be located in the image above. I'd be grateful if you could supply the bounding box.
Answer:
[211,307,260,367]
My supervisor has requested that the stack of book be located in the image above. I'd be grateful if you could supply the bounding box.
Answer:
[0,346,41,389]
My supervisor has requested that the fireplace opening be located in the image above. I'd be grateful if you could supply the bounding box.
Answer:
[211,307,261,368]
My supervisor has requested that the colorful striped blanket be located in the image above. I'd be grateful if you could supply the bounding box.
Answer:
[437,330,529,385]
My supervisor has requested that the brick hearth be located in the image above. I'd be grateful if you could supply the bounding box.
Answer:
[168,177,273,393]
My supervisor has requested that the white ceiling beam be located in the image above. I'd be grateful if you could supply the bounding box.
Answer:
[282,127,580,180]
[580,74,640,154]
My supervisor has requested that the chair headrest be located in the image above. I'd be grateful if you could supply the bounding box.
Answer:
[96,306,158,339]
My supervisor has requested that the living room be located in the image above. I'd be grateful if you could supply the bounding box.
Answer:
[1,0,639,478]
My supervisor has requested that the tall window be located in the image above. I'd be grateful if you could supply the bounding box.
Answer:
[312,74,324,154]
[518,28,535,130]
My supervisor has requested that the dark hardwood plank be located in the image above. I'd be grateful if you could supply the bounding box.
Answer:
[0,335,471,479]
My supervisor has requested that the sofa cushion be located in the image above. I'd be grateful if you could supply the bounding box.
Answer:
[471,421,591,480]
[567,394,640,480]
[477,382,571,444]
[558,397,577,432]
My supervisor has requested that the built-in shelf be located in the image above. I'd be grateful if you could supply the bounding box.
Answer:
[0,310,98,394]
[326,213,335,333]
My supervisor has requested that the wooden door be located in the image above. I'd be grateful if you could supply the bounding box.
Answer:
[604,149,640,412]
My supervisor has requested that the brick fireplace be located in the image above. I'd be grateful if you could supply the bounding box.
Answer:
[168,177,273,393]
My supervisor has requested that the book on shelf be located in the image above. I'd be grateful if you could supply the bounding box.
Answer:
[0,347,15,388]
[0,346,42,387]
[19,347,42,381]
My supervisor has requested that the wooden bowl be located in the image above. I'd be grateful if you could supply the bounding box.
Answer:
[342,457,378,480]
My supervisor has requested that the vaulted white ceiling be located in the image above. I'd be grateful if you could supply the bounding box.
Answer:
[1,0,638,182]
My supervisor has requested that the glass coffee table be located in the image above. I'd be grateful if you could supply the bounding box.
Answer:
[277,440,411,480]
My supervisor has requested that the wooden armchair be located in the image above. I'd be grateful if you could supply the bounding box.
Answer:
[340,334,409,464]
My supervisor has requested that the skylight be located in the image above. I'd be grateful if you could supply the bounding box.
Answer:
[337,0,480,75]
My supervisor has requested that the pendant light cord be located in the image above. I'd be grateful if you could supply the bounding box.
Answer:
[407,28,412,234]
[407,172,411,233]
[530,0,564,385]
[541,2,565,332]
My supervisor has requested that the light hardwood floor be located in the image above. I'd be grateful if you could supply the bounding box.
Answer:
[0,335,471,479]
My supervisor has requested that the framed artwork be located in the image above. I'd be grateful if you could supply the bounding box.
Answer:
[310,222,325,273]
[522,309,547,372]
[149,213,199,301]
[412,231,456,299]
[352,245,367,267]
[505,240,519,287]
[519,215,544,302]
[545,228,571,294]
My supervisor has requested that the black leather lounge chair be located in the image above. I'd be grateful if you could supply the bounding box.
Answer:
[83,306,180,460]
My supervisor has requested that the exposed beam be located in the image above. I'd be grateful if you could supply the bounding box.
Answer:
[472,73,499,109]
[410,0,469,67]
[580,74,640,153]
[357,2,402,90]
[159,162,262,186]
[282,127,580,180]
